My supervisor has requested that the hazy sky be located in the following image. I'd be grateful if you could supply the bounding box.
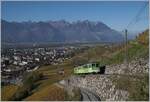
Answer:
[1,1,149,31]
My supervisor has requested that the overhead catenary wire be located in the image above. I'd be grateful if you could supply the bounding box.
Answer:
[125,2,148,31]
[120,2,148,41]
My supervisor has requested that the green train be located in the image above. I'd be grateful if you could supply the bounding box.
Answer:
[74,62,105,74]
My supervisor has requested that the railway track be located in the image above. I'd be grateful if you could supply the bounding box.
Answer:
[58,80,101,101]
[80,88,101,101]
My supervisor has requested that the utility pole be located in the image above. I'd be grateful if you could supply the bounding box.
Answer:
[125,29,129,71]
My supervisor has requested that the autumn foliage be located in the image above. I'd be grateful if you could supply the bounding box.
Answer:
[136,29,149,45]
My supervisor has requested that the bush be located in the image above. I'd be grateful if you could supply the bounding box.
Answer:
[11,72,43,100]
[10,87,29,101]
[136,29,149,45]
[23,72,43,85]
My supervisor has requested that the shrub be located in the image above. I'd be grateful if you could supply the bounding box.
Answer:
[137,29,149,45]
[11,72,43,100]
[10,87,29,101]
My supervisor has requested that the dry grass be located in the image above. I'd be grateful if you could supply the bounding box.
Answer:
[24,84,66,101]
[24,62,74,98]
[1,85,18,101]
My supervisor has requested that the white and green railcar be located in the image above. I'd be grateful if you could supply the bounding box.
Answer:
[74,62,105,74]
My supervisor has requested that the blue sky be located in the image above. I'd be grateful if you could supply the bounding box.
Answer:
[1,1,149,31]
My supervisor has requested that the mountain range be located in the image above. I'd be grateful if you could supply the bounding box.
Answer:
[1,20,124,43]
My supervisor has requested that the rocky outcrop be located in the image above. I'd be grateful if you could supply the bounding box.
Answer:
[105,58,149,75]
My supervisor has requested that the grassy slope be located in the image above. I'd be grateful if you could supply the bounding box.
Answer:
[1,85,18,101]
[104,41,148,64]
[22,60,74,100]
[110,30,149,101]
[24,84,66,101]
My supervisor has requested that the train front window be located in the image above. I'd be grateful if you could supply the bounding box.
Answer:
[96,64,99,67]
[92,64,96,67]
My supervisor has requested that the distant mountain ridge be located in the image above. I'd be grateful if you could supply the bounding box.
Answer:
[1,20,124,43]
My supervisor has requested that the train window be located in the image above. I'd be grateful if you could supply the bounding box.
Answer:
[92,64,95,67]
[96,64,99,67]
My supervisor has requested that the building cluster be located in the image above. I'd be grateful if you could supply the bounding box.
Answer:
[1,46,88,85]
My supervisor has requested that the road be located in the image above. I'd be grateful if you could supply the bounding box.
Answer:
[80,88,101,101]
